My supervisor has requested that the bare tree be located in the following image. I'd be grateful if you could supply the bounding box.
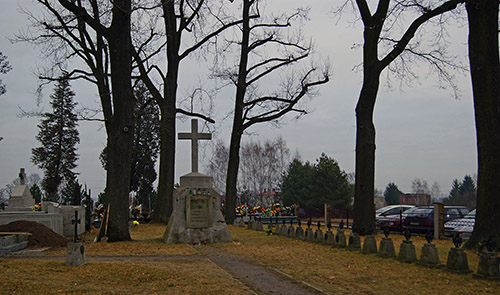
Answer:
[132,0,244,223]
[206,139,229,193]
[411,177,430,195]
[221,0,329,224]
[19,0,136,241]
[340,0,466,234]
[0,52,12,96]
[464,0,500,249]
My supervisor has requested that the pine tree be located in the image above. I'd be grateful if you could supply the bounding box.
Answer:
[129,82,160,210]
[32,75,79,201]
[384,183,402,205]
[60,179,83,205]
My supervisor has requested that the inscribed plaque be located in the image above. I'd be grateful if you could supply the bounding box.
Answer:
[186,195,212,228]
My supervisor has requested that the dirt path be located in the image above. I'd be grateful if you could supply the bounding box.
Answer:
[194,245,324,295]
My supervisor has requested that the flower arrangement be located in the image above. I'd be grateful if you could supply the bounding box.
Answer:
[31,203,42,211]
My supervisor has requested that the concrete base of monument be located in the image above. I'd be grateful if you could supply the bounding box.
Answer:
[163,173,232,244]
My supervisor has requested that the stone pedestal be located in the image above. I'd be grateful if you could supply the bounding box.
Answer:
[279,225,288,236]
[314,229,324,243]
[255,221,264,231]
[238,219,245,227]
[347,232,361,251]
[419,243,443,267]
[361,235,378,254]
[247,220,254,230]
[379,237,396,258]
[66,243,85,266]
[398,241,417,263]
[163,173,232,244]
[295,227,304,240]
[287,226,295,238]
[305,228,314,242]
[446,248,471,273]
[324,231,335,246]
[474,251,500,280]
[335,230,346,248]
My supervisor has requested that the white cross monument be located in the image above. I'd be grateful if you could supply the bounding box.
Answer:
[178,119,211,173]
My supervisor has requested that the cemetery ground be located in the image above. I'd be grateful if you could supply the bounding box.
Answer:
[1,224,499,294]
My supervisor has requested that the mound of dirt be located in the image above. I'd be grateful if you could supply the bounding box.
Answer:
[0,220,69,248]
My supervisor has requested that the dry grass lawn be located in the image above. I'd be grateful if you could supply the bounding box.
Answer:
[1,223,499,295]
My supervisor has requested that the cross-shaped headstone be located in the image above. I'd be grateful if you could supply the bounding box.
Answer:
[178,119,211,173]
[72,210,80,243]
[19,168,26,185]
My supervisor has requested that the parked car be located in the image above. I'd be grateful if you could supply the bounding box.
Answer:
[445,209,476,238]
[375,205,415,220]
[403,206,470,234]
[376,207,419,231]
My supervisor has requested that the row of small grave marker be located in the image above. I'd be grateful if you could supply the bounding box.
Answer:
[240,216,499,280]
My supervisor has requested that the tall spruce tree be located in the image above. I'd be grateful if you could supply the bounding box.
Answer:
[32,75,79,201]
[129,82,160,211]
[100,82,160,210]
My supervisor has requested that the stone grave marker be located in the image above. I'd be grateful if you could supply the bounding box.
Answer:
[335,220,347,248]
[6,168,35,211]
[445,233,471,273]
[66,211,85,266]
[378,227,395,258]
[163,119,232,244]
[398,230,417,263]
[418,230,443,268]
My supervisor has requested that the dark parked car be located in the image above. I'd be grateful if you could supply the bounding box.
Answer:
[403,206,470,234]
[376,207,419,232]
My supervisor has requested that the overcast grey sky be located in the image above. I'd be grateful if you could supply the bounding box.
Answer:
[0,0,477,199]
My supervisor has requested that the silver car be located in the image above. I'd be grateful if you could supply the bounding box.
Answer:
[444,209,475,238]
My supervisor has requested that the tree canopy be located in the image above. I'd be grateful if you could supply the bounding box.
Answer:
[384,182,402,205]
[281,154,352,209]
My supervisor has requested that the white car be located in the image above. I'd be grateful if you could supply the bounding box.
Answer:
[375,205,415,220]
[445,209,475,238]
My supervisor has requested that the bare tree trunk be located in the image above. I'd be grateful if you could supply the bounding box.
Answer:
[99,0,134,241]
[464,0,500,249]
[225,130,243,224]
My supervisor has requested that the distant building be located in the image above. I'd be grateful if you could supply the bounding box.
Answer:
[399,193,431,206]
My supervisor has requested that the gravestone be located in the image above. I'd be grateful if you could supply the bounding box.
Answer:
[335,221,346,248]
[418,231,443,267]
[163,119,232,244]
[361,235,378,254]
[445,233,471,273]
[314,222,324,243]
[305,220,314,242]
[295,220,304,240]
[474,237,500,279]
[398,230,417,263]
[347,232,361,251]
[6,168,35,211]
[66,211,85,266]
[324,223,335,246]
[378,228,395,258]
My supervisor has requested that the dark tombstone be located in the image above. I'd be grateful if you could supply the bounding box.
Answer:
[256,217,264,231]
[295,222,305,240]
[398,229,417,263]
[66,210,85,267]
[72,210,80,243]
[419,230,442,268]
[445,233,471,273]
[474,236,500,279]
[339,220,344,230]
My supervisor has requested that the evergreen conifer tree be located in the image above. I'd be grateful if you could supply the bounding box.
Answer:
[32,75,79,201]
